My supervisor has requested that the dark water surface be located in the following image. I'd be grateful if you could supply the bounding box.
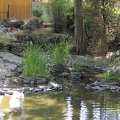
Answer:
[0,79,120,120]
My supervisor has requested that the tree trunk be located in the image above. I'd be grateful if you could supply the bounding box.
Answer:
[74,0,86,55]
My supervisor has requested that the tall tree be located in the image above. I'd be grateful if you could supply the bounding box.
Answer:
[74,0,86,55]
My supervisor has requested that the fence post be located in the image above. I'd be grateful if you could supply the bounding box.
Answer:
[7,5,10,18]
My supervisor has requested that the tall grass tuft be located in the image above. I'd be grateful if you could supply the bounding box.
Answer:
[22,44,50,77]
[48,41,70,65]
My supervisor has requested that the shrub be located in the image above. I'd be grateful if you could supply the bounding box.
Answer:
[22,44,50,77]
[20,24,36,31]
[29,17,43,28]
[32,7,43,18]
[65,2,74,30]
[51,0,67,33]
[104,72,120,80]
[48,41,70,65]
[0,18,24,28]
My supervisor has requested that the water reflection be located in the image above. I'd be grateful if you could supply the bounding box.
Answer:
[63,96,73,120]
[80,101,89,120]
[8,111,25,120]
[92,103,101,120]
[0,78,120,120]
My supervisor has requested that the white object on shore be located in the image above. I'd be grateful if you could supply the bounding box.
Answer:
[0,112,5,120]
[9,91,24,113]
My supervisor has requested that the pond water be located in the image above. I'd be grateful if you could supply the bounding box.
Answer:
[0,78,120,120]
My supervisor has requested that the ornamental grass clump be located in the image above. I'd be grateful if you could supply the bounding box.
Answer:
[48,41,70,65]
[22,44,50,77]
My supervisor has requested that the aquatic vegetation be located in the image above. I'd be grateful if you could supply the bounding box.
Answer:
[48,41,70,65]
[22,44,50,77]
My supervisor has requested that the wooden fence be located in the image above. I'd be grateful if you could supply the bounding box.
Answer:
[0,0,31,19]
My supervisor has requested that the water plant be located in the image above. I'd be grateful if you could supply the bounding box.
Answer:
[48,41,70,65]
[22,44,50,77]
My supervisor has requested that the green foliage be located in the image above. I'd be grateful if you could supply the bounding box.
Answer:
[70,56,104,71]
[32,7,43,18]
[83,1,120,55]
[65,2,74,30]
[104,72,120,80]
[22,44,50,77]
[104,57,120,80]
[94,61,103,67]
[48,41,70,65]
[51,0,67,33]
[70,57,94,71]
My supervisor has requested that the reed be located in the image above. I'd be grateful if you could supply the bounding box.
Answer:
[48,41,70,65]
[22,44,50,77]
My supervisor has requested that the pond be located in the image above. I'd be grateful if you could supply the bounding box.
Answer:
[0,78,120,120]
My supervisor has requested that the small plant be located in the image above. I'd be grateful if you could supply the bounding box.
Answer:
[32,7,43,19]
[104,72,120,80]
[29,17,43,29]
[104,57,120,80]
[22,44,50,77]
[94,60,103,67]
[48,41,70,65]
[70,56,95,71]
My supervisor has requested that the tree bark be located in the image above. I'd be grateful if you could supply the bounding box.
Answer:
[74,0,86,55]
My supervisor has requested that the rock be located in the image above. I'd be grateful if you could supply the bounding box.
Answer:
[22,79,30,84]
[34,88,42,92]
[23,87,34,94]
[6,91,13,95]
[51,65,70,75]
[59,72,70,77]
[7,64,17,71]
[34,77,48,84]
[110,86,119,90]
[49,81,66,90]
[2,52,22,65]
[38,85,45,90]
[67,71,85,81]
[85,85,92,90]
[49,81,60,88]
[86,79,120,92]
[35,80,46,84]
[70,74,77,79]
[30,81,35,85]
[0,90,5,95]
